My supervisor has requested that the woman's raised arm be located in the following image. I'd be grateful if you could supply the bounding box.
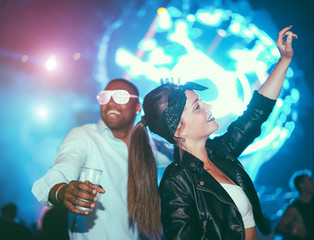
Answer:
[258,25,298,100]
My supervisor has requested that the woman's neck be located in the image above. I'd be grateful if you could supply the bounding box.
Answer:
[181,139,208,163]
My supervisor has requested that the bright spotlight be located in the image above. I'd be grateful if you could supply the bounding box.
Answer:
[36,106,48,120]
[45,55,57,71]
[73,52,81,61]
[157,7,167,14]
[21,55,28,63]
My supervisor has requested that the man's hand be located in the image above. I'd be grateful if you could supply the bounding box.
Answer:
[49,181,105,215]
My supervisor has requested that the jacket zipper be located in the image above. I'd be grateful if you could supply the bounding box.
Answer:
[202,220,207,233]
[197,185,238,209]
[197,185,246,239]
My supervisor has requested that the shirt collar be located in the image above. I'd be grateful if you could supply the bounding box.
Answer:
[97,119,114,136]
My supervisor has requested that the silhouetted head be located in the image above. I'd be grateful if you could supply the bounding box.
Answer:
[1,203,17,221]
[289,169,314,194]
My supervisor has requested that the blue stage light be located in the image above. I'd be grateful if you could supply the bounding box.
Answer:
[98,6,300,180]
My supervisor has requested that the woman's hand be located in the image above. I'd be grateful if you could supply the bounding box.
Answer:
[257,25,298,99]
[275,25,298,60]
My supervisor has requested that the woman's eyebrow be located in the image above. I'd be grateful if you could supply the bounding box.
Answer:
[190,98,199,109]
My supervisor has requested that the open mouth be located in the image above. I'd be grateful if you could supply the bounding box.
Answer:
[207,113,215,122]
[107,109,121,116]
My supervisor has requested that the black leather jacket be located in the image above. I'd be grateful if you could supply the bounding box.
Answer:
[160,91,275,240]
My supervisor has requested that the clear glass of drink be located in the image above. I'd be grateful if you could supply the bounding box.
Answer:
[76,166,102,212]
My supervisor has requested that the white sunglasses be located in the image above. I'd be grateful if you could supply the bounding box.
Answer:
[97,90,139,105]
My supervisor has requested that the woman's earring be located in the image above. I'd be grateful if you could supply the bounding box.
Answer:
[182,136,186,142]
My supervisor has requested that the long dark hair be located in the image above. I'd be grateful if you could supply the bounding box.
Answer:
[128,84,177,239]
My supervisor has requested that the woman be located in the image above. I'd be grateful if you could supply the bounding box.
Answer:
[127,26,297,240]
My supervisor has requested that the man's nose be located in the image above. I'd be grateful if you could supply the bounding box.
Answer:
[107,96,117,105]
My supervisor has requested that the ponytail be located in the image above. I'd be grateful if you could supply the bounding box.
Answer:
[128,122,162,239]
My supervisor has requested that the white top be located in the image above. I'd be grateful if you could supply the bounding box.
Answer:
[32,119,171,240]
[220,183,255,229]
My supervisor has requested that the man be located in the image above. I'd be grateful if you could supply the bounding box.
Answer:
[276,169,314,240]
[32,78,171,239]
